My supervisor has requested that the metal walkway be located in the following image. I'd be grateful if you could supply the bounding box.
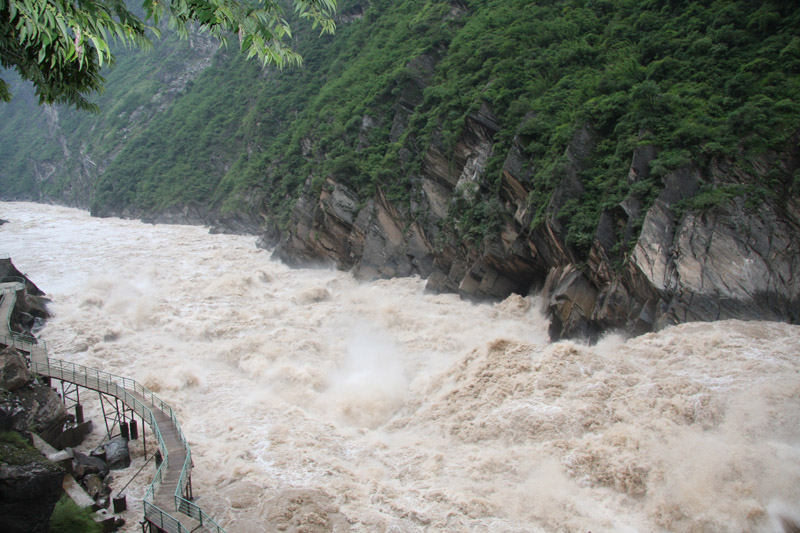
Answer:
[1,278,225,533]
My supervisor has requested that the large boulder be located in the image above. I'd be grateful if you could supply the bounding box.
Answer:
[0,393,27,433]
[0,436,64,533]
[0,258,45,297]
[102,436,131,470]
[0,348,30,392]
[72,450,107,478]
[14,382,68,447]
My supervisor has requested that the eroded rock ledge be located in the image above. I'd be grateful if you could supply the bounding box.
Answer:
[266,103,800,341]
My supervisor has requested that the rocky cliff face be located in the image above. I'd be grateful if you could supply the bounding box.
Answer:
[0,453,64,533]
[269,81,800,340]
[1,349,67,533]
[4,3,798,341]
[0,33,219,213]
[1,264,68,532]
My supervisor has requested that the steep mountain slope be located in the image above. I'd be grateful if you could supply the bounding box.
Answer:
[0,29,218,209]
[1,0,798,339]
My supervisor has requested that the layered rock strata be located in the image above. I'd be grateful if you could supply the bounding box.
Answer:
[269,99,800,340]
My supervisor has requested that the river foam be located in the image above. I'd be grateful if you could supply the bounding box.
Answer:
[1,201,798,532]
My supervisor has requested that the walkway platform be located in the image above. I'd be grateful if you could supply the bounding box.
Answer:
[1,279,223,533]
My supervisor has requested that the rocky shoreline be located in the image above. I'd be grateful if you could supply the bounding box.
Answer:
[0,261,128,532]
[267,120,800,341]
[11,149,800,344]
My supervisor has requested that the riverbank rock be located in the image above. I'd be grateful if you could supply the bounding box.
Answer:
[0,435,64,533]
[13,382,68,447]
[1,355,67,446]
[0,258,46,297]
[73,450,107,478]
[266,107,800,340]
[0,393,27,433]
[1,348,31,392]
[102,436,131,470]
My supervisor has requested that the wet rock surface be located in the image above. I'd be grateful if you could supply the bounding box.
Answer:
[0,348,30,392]
[12,381,68,446]
[268,107,800,340]
[0,459,64,533]
[100,436,131,470]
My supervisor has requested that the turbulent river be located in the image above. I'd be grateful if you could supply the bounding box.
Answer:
[1,202,799,532]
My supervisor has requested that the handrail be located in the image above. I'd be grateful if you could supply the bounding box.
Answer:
[0,281,224,532]
[0,333,46,353]
[0,277,46,351]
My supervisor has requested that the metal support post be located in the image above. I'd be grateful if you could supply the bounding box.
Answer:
[185,475,193,501]
[61,380,80,413]
[141,413,147,458]
[99,392,124,438]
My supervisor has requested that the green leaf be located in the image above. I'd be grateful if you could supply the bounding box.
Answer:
[90,35,104,66]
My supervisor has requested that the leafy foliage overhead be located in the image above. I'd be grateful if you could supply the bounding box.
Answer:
[0,0,336,109]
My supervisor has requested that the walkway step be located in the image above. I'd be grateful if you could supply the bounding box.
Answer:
[63,474,96,509]
[31,434,95,509]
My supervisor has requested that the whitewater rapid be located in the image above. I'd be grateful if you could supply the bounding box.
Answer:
[1,202,798,532]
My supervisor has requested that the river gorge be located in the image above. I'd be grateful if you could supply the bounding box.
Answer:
[1,201,799,532]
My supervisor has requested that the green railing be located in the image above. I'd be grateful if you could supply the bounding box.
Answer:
[0,279,225,532]
[0,332,46,353]
[0,277,43,350]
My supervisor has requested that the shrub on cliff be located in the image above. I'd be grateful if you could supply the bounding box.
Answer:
[49,494,103,533]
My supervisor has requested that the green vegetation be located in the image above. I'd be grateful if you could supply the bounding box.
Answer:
[1,0,798,259]
[417,0,799,254]
[49,494,104,533]
[0,0,336,109]
[0,429,44,465]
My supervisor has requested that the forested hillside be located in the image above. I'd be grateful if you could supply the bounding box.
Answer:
[2,0,799,339]
[0,27,218,207]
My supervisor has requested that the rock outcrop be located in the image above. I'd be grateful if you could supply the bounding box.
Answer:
[0,348,31,392]
[0,265,92,532]
[0,259,49,337]
[0,454,64,533]
[1,263,64,446]
[12,380,69,446]
[0,354,64,533]
[0,258,46,297]
[268,87,800,340]
[1,348,67,447]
